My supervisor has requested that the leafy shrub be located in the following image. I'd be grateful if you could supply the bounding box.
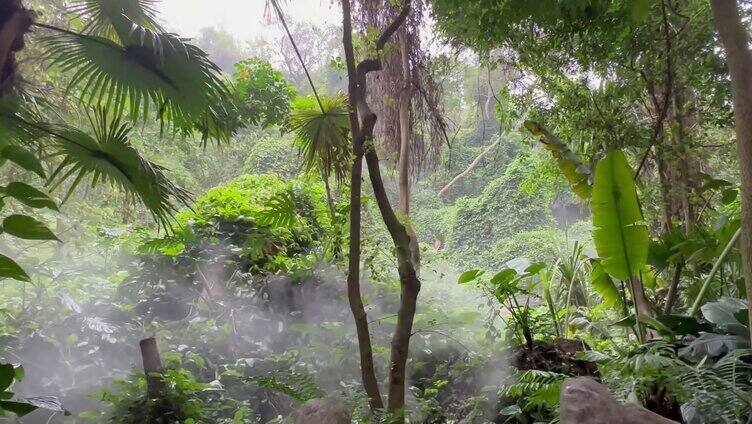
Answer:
[243,134,302,180]
[484,228,565,269]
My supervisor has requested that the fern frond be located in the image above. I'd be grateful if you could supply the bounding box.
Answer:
[502,369,567,411]
[247,370,323,403]
[257,189,297,228]
[677,350,752,421]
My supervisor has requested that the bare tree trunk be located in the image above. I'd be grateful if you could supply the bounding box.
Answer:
[139,337,164,399]
[364,148,420,419]
[341,1,416,419]
[322,171,337,221]
[662,262,683,315]
[397,32,421,272]
[398,33,411,217]
[710,0,752,347]
[438,138,500,198]
[342,0,383,410]
[347,153,383,409]
[0,2,32,93]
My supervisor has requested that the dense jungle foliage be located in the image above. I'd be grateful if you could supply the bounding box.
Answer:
[1,0,752,423]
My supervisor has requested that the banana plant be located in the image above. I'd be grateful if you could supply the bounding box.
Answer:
[591,150,651,340]
[524,120,592,199]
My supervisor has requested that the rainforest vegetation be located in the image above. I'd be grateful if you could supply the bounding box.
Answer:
[0,0,751,422]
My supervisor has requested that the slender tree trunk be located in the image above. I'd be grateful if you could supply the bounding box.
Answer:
[709,0,752,347]
[398,33,411,217]
[341,1,416,419]
[139,338,164,399]
[347,153,383,409]
[364,148,420,419]
[342,0,383,410]
[322,171,337,221]
[662,262,683,315]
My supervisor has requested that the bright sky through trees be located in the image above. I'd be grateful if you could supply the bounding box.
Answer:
[157,0,340,41]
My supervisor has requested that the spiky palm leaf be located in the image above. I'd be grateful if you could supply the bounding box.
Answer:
[0,87,51,147]
[67,0,162,41]
[289,95,351,184]
[46,109,190,230]
[40,11,233,143]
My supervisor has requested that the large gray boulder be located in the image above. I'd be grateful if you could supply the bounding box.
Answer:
[294,397,351,424]
[560,377,679,424]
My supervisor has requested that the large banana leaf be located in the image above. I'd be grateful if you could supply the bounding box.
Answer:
[41,14,233,143]
[591,150,648,281]
[590,260,621,308]
[46,109,190,231]
[289,95,351,184]
[525,120,592,199]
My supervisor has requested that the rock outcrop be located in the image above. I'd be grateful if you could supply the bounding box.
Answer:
[294,397,351,424]
[560,377,679,424]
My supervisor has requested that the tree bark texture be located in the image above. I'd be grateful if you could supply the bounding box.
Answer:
[709,0,752,346]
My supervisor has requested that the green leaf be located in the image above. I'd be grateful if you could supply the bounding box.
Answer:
[701,297,748,334]
[499,404,522,416]
[699,177,732,193]
[630,0,651,22]
[573,350,612,363]
[23,396,66,414]
[458,269,484,284]
[47,109,190,231]
[0,254,30,282]
[12,367,23,383]
[655,315,712,336]
[721,188,738,205]
[0,400,37,417]
[590,260,620,308]
[523,262,546,275]
[4,183,57,210]
[1,146,45,179]
[490,268,517,285]
[591,150,649,281]
[525,121,591,199]
[611,314,636,327]
[41,20,233,143]
[289,95,351,185]
[0,364,14,392]
[2,215,59,241]
[681,333,750,359]
[636,315,675,337]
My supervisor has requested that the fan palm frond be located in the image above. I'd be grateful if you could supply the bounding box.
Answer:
[289,95,351,184]
[46,108,191,231]
[67,0,162,41]
[40,15,234,143]
[0,87,50,146]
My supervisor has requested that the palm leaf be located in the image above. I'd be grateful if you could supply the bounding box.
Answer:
[0,88,50,147]
[289,95,351,184]
[40,17,233,143]
[591,150,649,281]
[46,109,190,231]
[67,0,162,41]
